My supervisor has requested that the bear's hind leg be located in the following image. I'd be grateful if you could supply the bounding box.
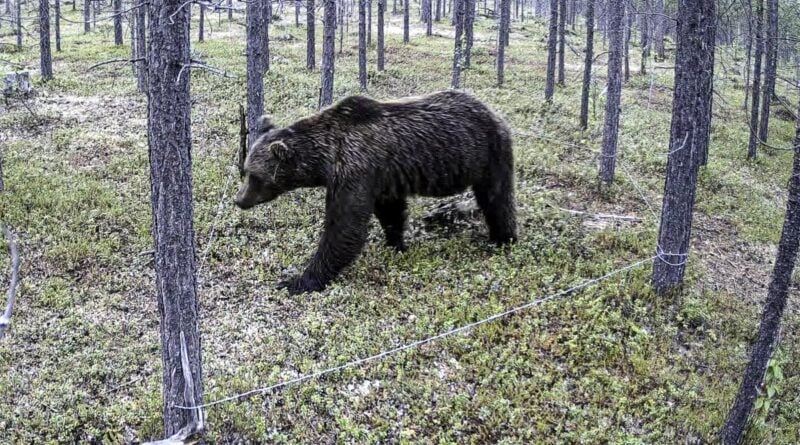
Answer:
[375,198,408,252]
[473,180,517,245]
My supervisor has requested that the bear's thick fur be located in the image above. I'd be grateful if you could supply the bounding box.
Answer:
[235,90,516,294]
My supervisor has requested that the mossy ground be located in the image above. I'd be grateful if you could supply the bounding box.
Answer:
[1,4,799,444]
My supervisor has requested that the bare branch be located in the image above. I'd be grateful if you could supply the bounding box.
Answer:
[0,224,21,340]
[86,58,146,72]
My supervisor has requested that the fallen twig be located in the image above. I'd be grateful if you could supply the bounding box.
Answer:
[0,224,21,340]
[86,58,146,72]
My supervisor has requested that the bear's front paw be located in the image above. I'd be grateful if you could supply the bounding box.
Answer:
[276,275,326,295]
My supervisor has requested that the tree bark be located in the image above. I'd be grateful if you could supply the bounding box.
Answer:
[368,0,372,43]
[598,0,622,184]
[464,0,474,66]
[40,0,53,81]
[320,0,335,106]
[450,0,464,88]
[228,0,233,20]
[651,0,716,295]
[556,0,565,84]
[501,0,509,46]
[262,0,271,71]
[358,0,367,89]
[114,0,123,44]
[722,94,800,445]
[198,3,205,42]
[748,0,763,160]
[54,0,61,51]
[295,0,300,26]
[496,0,507,86]
[758,0,777,145]
[135,2,148,93]
[146,0,203,434]
[83,0,90,32]
[247,0,266,142]
[425,0,432,36]
[307,0,315,69]
[377,0,385,71]
[403,0,409,42]
[15,0,22,48]
[640,0,650,75]
[435,0,441,21]
[653,0,665,60]
[544,0,557,100]
[579,0,594,130]
[623,4,630,82]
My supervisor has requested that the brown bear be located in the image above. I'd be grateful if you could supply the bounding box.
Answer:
[235,90,517,295]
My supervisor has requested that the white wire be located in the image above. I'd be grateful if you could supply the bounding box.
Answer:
[175,255,657,410]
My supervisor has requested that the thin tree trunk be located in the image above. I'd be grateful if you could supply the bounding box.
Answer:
[623,4,630,82]
[425,0,432,35]
[15,0,22,48]
[228,0,233,20]
[501,0,509,46]
[83,0,90,32]
[722,94,800,445]
[451,0,464,88]
[743,0,753,112]
[247,0,266,143]
[435,0,441,21]
[758,0,778,145]
[497,0,507,85]
[403,0,409,42]
[135,1,148,93]
[320,0,335,106]
[198,3,205,42]
[598,0,622,184]
[368,0,372,43]
[40,0,53,81]
[748,0,763,160]
[653,0,665,60]
[556,0,565,84]
[358,0,367,89]
[307,0,315,69]
[262,0,271,71]
[54,0,61,51]
[651,0,716,295]
[377,0,385,70]
[544,0,557,100]
[114,0,123,44]
[146,0,203,434]
[464,0,474,66]
[579,0,594,130]
[295,0,300,25]
[640,0,650,75]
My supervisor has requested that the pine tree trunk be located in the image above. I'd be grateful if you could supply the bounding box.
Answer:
[135,2,148,93]
[435,0,440,21]
[198,3,205,42]
[40,0,53,81]
[358,0,367,89]
[501,0,509,46]
[556,0,565,84]
[377,0,385,70]
[307,0,315,69]
[544,0,557,100]
[758,0,777,144]
[496,0,506,86]
[653,0,665,60]
[623,4,630,82]
[114,0,123,44]
[368,0,373,43]
[54,0,61,51]
[640,0,650,74]
[425,0,432,35]
[320,0,335,106]
[228,0,233,20]
[651,0,716,295]
[743,0,753,112]
[403,0,409,42]
[722,95,800,445]
[464,0,474,66]
[146,0,203,434]
[295,0,300,25]
[15,0,22,48]
[748,0,763,160]
[262,0,271,71]
[598,0,622,184]
[450,0,464,88]
[579,0,594,130]
[247,0,266,142]
[83,0,90,32]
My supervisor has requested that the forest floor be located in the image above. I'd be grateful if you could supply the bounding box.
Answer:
[1,5,800,445]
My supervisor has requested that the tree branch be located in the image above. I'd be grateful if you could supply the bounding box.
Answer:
[0,224,21,340]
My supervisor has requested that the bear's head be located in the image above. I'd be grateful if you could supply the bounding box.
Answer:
[235,115,302,210]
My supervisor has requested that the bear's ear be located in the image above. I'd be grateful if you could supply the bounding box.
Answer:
[257,115,275,133]
[269,140,291,161]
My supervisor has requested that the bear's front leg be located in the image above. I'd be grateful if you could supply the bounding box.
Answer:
[277,184,374,295]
